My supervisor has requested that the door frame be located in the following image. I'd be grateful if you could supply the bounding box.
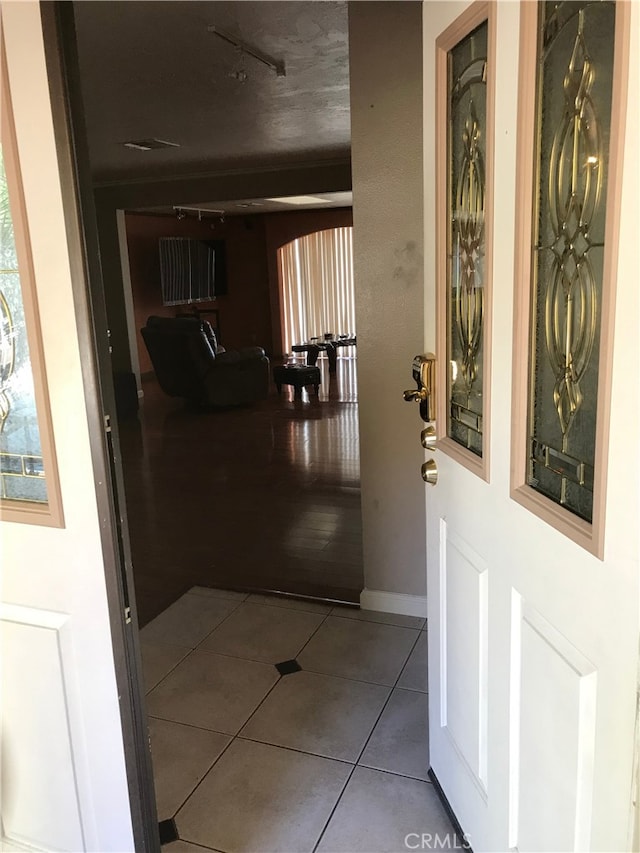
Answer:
[39,4,159,849]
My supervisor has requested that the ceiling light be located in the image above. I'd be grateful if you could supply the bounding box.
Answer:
[265,195,331,206]
[172,206,225,221]
[123,138,180,152]
[229,69,248,83]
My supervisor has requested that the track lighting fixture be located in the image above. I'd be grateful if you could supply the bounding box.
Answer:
[208,24,286,79]
[173,206,225,224]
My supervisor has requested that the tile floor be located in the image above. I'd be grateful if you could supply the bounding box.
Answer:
[141,587,457,853]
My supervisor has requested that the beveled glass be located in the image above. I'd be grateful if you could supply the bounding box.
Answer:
[0,145,47,503]
[446,21,488,457]
[527,0,615,522]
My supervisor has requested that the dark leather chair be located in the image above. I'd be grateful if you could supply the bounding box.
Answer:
[141,315,269,408]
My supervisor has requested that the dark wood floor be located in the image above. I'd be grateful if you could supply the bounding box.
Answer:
[118,356,364,627]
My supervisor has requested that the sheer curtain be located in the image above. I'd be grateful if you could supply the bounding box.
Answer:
[278,227,355,354]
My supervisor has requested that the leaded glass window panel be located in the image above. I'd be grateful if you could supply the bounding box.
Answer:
[528,1,615,522]
[447,21,488,457]
[0,145,47,504]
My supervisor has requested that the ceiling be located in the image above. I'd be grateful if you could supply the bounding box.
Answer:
[143,191,353,218]
[73,1,352,195]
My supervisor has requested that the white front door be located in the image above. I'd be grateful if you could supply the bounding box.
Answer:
[422,2,639,851]
[1,5,137,850]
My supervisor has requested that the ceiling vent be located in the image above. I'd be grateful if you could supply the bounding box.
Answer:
[123,138,180,152]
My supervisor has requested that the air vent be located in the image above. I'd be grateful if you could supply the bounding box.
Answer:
[122,138,180,151]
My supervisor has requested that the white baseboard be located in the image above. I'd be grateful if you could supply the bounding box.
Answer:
[359,588,428,618]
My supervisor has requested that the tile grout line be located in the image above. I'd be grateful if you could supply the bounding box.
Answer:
[311,628,425,852]
[143,597,246,696]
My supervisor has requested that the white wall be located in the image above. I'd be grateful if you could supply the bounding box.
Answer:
[349,2,427,600]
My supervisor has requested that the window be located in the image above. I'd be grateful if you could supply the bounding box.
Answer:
[278,227,355,353]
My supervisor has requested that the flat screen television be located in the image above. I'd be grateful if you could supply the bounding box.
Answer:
[159,237,227,305]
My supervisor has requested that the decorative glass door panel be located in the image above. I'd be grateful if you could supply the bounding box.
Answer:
[0,146,47,503]
[446,21,488,458]
[0,42,61,524]
[528,1,615,522]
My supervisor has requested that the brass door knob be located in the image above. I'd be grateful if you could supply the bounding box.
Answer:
[421,459,438,485]
[403,387,428,403]
[421,425,437,450]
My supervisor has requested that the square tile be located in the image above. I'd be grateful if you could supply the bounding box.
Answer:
[247,592,333,614]
[398,630,428,693]
[331,607,425,630]
[149,718,231,819]
[298,617,418,686]
[199,603,324,663]
[147,651,278,734]
[141,593,240,648]
[316,767,455,853]
[141,643,190,693]
[359,689,429,780]
[189,586,249,602]
[176,739,350,853]
[241,670,390,762]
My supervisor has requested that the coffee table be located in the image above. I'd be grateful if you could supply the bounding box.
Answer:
[273,364,321,397]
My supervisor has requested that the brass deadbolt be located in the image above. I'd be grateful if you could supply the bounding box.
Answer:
[421,458,438,486]
[421,425,437,450]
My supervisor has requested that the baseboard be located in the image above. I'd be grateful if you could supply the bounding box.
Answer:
[359,588,427,618]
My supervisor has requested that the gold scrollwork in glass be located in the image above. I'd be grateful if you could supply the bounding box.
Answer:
[447,26,488,458]
[455,102,485,393]
[0,289,15,432]
[528,0,615,521]
[545,9,600,448]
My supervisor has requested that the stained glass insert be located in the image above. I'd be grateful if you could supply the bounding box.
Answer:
[0,145,47,504]
[527,1,615,522]
[446,20,488,457]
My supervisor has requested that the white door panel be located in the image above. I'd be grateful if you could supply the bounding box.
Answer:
[423,2,639,850]
[0,4,134,850]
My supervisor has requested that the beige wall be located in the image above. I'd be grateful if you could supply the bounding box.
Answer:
[349,1,426,598]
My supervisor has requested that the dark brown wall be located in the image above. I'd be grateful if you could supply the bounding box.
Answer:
[126,206,353,373]
[263,208,353,356]
[126,212,271,374]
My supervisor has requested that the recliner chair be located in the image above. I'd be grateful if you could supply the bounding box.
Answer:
[141,315,269,408]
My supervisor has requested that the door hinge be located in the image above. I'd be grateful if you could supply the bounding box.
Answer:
[124,606,132,624]
[104,414,112,433]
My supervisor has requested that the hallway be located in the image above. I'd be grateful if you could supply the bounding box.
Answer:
[142,587,456,852]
